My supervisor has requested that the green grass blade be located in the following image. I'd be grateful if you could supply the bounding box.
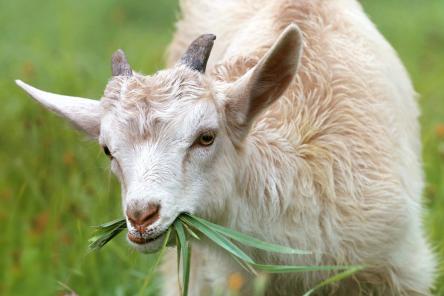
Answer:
[183,244,191,296]
[302,266,364,296]
[88,230,119,250]
[138,228,172,296]
[92,218,127,229]
[231,254,258,276]
[179,215,254,264]
[174,220,187,251]
[88,219,127,251]
[253,263,360,274]
[175,230,182,293]
[185,214,310,255]
[88,215,363,296]
[183,223,201,240]
[174,220,191,296]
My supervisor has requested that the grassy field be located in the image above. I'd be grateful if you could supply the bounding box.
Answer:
[0,0,443,295]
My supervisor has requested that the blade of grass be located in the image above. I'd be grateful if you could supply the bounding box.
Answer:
[302,266,364,296]
[174,220,191,296]
[185,214,310,255]
[179,215,254,264]
[137,228,172,296]
[183,244,191,296]
[88,215,364,295]
[93,218,126,229]
[175,230,182,294]
[183,223,200,240]
[231,254,258,276]
[253,263,361,273]
[88,219,127,251]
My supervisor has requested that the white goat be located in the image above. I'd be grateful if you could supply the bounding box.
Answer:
[16,0,435,295]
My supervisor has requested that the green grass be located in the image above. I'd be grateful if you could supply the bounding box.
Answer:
[0,0,443,295]
[89,214,362,296]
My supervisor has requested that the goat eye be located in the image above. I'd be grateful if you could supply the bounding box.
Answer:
[103,146,113,159]
[197,131,216,147]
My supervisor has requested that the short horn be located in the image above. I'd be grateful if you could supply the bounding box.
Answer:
[112,49,132,76]
[179,34,216,73]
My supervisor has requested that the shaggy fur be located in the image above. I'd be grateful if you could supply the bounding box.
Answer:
[163,0,435,295]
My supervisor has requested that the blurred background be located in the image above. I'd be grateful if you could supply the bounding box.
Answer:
[0,0,443,295]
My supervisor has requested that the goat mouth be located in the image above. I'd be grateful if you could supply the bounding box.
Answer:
[127,232,164,245]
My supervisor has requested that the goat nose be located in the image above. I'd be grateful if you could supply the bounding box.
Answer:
[126,203,160,233]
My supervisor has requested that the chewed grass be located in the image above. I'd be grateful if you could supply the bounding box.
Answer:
[88,218,127,251]
[89,213,364,295]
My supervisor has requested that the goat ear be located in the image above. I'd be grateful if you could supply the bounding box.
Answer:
[15,80,101,138]
[225,24,303,141]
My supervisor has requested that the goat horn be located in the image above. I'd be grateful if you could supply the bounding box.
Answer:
[112,49,132,76]
[179,34,216,73]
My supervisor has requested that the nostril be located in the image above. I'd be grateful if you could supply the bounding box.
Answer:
[126,203,161,232]
[140,203,160,225]
[126,210,140,226]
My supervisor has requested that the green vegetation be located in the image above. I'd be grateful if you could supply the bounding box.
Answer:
[89,214,362,296]
[0,0,443,295]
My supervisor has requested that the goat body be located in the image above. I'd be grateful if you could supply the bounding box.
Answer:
[164,0,435,295]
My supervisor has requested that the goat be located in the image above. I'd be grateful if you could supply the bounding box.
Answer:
[16,0,435,295]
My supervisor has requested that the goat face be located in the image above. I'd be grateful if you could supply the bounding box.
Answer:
[99,66,235,252]
[16,24,303,252]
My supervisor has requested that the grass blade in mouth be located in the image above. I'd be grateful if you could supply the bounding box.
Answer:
[231,254,258,276]
[88,218,126,251]
[302,266,365,296]
[183,222,200,240]
[184,213,311,255]
[88,214,363,295]
[95,218,127,229]
[252,263,364,273]
[137,228,172,296]
[174,220,191,296]
[179,215,255,264]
